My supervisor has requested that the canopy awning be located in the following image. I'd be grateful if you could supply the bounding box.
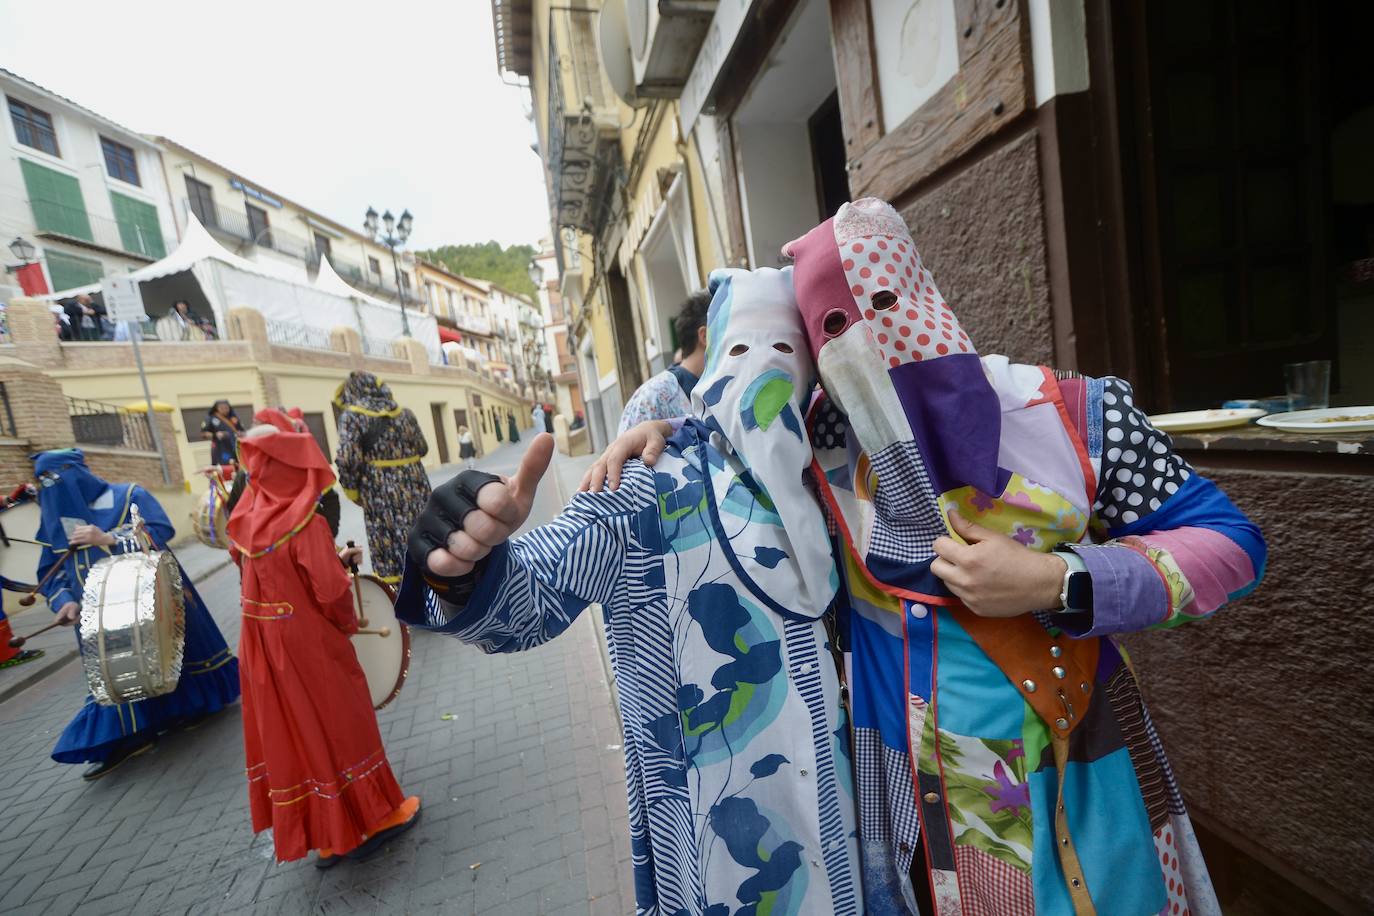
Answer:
[438,326,462,344]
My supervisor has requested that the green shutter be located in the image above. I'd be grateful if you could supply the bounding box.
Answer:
[110,192,166,259]
[45,250,105,292]
[19,160,93,242]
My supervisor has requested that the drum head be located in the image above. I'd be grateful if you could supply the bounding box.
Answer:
[0,498,43,590]
[349,575,410,709]
[192,486,231,550]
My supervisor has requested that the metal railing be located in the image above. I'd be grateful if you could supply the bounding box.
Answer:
[0,382,17,437]
[183,199,312,260]
[28,195,165,260]
[68,397,155,451]
[361,335,397,359]
[265,319,333,351]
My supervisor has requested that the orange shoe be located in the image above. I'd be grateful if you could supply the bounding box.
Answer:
[347,797,421,861]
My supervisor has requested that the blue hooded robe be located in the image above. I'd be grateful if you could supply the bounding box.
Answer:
[32,450,240,763]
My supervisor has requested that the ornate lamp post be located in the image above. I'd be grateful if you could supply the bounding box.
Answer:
[8,236,37,264]
[364,206,414,336]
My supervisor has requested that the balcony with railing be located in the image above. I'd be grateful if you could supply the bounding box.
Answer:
[26,195,165,261]
[182,198,312,261]
[547,9,620,234]
[68,396,155,451]
[265,319,333,351]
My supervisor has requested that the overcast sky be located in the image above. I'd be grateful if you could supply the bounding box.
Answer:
[0,0,551,250]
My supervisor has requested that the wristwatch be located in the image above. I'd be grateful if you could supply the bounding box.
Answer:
[1054,547,1093,613]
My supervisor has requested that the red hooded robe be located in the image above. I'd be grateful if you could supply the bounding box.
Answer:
[229,408,404,861]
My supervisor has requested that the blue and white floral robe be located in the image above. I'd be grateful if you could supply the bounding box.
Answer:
[397,421,862,916]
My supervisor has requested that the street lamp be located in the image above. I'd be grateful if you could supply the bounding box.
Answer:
[8,237,36,263]
[364,206,414,336]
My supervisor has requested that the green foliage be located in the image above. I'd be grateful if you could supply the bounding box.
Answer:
[419,241,539,298]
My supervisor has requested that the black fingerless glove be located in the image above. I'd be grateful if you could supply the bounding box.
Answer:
[408,470,503,598]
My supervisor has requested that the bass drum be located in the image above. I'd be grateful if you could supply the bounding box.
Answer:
[191,482,231,550]
[80,550,187,705]
[0,493,43,590]
[350,574,410,710]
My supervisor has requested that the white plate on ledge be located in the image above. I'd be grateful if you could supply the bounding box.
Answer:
[1256,406,1374,433]
[1148,408,1267,432]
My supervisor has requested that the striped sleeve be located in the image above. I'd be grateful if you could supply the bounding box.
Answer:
[1059,377,1265,637]
[395,463,661,654]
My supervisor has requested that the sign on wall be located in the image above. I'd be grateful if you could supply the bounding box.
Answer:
[101,274,147,323]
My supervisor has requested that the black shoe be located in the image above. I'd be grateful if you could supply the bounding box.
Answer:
[346,806,423,862]
[0,649,43,669]
[82,738,155,781]
[314,852,343,870]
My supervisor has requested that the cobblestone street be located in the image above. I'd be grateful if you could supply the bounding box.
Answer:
[0,437,636,915]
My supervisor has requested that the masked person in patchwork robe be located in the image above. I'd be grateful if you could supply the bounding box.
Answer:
[591,199,1266,916]
[333,371,431,585]
[397,268,864,915]
[230,409,420,866]
[32,450,240,780]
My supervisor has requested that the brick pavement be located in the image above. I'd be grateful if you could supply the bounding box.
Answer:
[0,433,636,915]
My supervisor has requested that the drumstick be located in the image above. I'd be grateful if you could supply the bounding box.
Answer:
[8,618,64,647]
[345,540,370,627]
[355,626,391,638]
[19,560,66,606]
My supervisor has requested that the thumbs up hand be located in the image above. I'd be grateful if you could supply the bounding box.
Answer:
[930,511,1069,618]
[410,434,555,578]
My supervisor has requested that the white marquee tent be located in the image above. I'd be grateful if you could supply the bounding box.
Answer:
[111,213,441,360]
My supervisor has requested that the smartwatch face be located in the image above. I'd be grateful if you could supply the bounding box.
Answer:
[1066,571,1093,612]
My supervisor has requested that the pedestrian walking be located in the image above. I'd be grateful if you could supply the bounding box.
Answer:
[530,403,545,436]
[400,268,862,915]
[333,371,431,584]
[457,425,476,469]
[229,409,420,866]
[201,400,243,466]
[506,410,520,443]
[32,449,240,780]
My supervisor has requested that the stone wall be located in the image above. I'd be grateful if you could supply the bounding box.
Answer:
[1123,464,1374,912]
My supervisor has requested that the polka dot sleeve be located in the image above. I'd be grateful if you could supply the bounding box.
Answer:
[1092,378,1194,528]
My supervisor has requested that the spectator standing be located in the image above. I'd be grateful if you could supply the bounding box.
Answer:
[457,426,476,469]
[156,299,206,342]
[530,403,546,435]
[617,289,711,433]
[201,400,244,466]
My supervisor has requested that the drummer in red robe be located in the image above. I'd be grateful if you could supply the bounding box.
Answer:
[228,408,420,866]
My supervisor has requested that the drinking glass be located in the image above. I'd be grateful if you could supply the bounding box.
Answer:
[1284,360,1330,411]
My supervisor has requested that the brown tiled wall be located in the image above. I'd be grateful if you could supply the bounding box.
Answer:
[1122,465,1374,911]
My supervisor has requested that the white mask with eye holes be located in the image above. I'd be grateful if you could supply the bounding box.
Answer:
[691,267,838,616]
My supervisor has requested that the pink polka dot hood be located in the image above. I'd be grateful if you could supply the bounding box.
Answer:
[783,197,1008,503]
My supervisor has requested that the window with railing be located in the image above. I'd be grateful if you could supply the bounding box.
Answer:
[185,176,217,227]
[68,397,154,451]
[246,203,271,247]
[8,97,58,156]
[20,159,91,241]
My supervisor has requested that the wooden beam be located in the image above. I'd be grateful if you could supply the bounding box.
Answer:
[847,0,1032,202]
[828,0,882,158]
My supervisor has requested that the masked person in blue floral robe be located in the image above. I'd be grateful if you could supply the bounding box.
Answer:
[397,268,862,915]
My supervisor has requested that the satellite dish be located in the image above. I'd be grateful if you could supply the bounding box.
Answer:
[598,0,645,108]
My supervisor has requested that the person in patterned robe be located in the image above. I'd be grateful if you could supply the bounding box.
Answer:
[397,268,863,914]
[589,198,1266,915]
[333,372,431,584]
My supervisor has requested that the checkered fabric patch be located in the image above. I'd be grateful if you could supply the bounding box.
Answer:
[952,844,1036,916]
[866,440,944,564]
[854,727,922,877]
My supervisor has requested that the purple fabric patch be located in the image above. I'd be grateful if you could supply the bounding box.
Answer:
[1094,633,1125,682]
[1059,543,1169,638]
[889,354,1008,496]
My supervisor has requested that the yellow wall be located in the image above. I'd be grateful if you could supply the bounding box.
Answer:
[52,360,525,485]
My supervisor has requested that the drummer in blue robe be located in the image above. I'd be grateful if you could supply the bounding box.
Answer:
[32,450,240,780]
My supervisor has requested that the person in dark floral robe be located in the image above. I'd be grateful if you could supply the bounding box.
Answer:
[333,372,430,584]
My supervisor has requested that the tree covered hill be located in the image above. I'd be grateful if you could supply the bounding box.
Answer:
[419,241,539,298]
